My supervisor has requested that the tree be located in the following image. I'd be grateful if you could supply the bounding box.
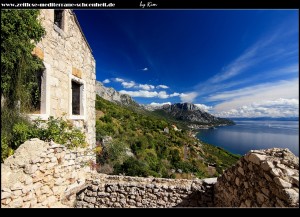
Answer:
[1,9,45,161]
[1,9,45,110]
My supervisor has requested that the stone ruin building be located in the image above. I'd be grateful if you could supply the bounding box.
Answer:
[30,9,96,147]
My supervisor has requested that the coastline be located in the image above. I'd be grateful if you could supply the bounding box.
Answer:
[196,120,299,157]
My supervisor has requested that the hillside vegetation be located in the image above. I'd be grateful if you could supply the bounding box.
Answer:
[95,95,240,179]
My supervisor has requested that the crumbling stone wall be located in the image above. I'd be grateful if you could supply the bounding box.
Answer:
[2,139,299,208]
[1,139,94,208]
[214,148,299,207]
[75,174,216,208]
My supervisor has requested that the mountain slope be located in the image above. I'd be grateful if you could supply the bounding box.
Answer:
[95,95,240,179]
[95,81,139,107]
[154,103,235,127]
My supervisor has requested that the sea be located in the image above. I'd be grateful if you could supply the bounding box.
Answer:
[196,120,299,156]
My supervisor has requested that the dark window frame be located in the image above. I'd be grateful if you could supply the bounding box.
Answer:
[71,80,81,115]
[54,9,64,30]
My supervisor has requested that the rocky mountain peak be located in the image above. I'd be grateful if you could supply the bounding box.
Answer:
[95,81,138,107]
[156,102,234,126]
[171,103,200,111]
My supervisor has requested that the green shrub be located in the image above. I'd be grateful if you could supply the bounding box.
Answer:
[174,161,197,173]
[33,116,87,149]
[1,135,14,161]
[1,115,87,162]
[98,139,128,166]
[1,107,33,162]
[114,157,150,177]
[12,122,33,149]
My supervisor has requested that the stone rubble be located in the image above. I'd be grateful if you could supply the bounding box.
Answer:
[214,148,299,207]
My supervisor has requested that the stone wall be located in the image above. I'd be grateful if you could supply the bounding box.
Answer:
[214,148,299,207]
[1,139,94,208]
[2,139,299,208]
[75,174,216,208]
[30,9,96,148]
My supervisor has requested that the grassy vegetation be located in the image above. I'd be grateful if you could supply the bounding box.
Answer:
[95,95,241,179]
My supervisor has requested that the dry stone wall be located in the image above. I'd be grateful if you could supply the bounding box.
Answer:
[1,138,94,208]
[75,174,216,208]
[1,139,299,208]
[214,148,299,207]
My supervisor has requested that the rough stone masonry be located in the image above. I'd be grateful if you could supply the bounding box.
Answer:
[75,174,216,208]
[1,139,299,208]
[30,9,96,148]
[214,148,299,207]
[1,139,94,208]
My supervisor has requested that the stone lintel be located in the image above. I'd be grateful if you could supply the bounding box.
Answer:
[72,67,82,78]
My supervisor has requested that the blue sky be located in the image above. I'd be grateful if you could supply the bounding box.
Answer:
[74,10,299,118]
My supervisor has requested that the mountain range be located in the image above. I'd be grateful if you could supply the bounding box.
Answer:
[153,103,235,127]
[95,81,235,128]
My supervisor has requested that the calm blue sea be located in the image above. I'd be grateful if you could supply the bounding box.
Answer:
[197,120,299,156]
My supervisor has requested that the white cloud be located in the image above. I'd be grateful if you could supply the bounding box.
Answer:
[156,85,169,89]
[119,90,182,99]
[186,26,298,118]
[193,26,298,99]
[114,78,158,91]
[138,84,155,90]
[215,98,299,118]
[149,102,171,107]
[209,78,299,118]
[115,78,124,82]
[157,91,169,99]
[209,37,271,84]
[142,67,148,71]
[210,79,299,112]
[195,104,213,112]
[121,81,136,88]
[179,92,198,103]
[103,79,110,84]
[113,79,183,100]
[170,92,180,97]
[120,90,158,98]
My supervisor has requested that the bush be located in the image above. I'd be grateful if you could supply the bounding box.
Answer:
[33,116,87,149]
[1,115,87,162]
[174,161,197,173]
[98,139,128,167]
[12,122,33,149]
[114,157,150,177]
[1,135,14,161]
[1,107,33,162]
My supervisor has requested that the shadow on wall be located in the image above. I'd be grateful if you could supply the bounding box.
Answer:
[175,191,213,207]
[175,180,215,207]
